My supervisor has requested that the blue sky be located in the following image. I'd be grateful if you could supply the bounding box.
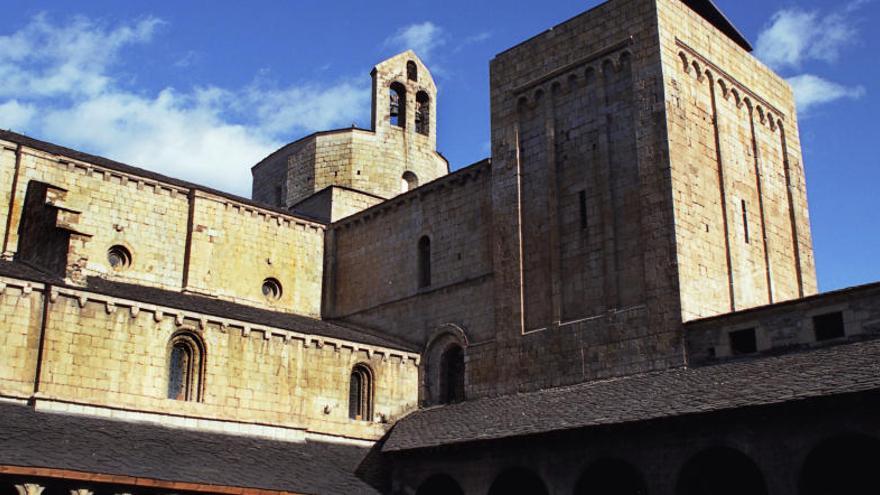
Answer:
[0,0,877,292]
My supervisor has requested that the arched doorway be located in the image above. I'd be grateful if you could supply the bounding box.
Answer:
[676,447,767,495]
[416,473,463,495]
[573,458,648,495]
[800,434,880,495]
[439,344,465,404]
[489,467,548,495]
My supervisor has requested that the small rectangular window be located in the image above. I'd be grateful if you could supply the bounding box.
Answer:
[729,328,757,355]
[813,312,845,341]
[579,190,588,230]
[741,199,750,244]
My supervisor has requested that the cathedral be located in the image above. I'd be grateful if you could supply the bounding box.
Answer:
[1,0,878,494]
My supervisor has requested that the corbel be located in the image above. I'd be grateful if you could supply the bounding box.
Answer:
[105,301,116,314]
[153,310,164,322]
[130,305,140,318]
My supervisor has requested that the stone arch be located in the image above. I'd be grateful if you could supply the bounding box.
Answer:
[407,60,418,82]
[573,458,648,495]
[676,446,767,495]
[416,473,464,495]
[488,467,548,495]
[799,433,880,495]
[415,90,431,135]
[618,50,633,69]
[348,363,374,421]
[421,324,469,406]
[402,171,419,192]
[167,330,206,402]
[679,52,690,72]
[389,81,407,128]
[584,66,597,85]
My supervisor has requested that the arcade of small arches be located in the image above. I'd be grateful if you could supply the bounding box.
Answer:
[413,434,880,495]
[514,49,634,112]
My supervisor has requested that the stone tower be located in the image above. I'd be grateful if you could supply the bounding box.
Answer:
[251,51,448,222]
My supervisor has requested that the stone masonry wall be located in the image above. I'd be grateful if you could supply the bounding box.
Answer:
[686,282,880,365]
[0,136,327,316]
[0,276,419,441]
[251,52,448,213]
[657,0,817,321]
[184,191,325,316]
[328,163,494,348]
[0,138,190,291]
[0,278,43,399]
[479,0,685,397]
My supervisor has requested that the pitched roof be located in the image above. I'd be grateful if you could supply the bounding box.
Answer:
[0,260,419,353]
[683,0,752,51]
[0,402,380,495]
[383,338,880,452]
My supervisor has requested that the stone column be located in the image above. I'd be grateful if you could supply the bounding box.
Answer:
[14,484,45,495]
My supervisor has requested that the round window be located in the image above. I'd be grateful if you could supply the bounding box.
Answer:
[262,278,282,300]
[107,245,132,270]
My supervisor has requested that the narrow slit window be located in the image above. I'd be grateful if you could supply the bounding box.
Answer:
[578,190,588,230]
[741,200,750,244]
[418,235,432,288]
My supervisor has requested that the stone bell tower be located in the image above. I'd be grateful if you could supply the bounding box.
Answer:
[251,50,448,222]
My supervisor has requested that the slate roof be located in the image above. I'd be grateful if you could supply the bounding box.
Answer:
[383,338,880,452]
[0,260,419,353]
[0,402,379,495]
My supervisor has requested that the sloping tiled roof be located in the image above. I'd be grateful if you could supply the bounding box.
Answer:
[0,260,419,353]
[383,339,880,452]
[0,402,379,495]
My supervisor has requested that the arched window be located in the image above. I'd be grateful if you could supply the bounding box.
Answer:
[489,468,548,495]
[402,171,419,192]
[573,458,647,495]
[415,91,430,135]
[418,235,431,288]
[167,332,205,402]
[407,60,418,82]
[677,447,767,495]
[439,345,465,404]
[800,434,880,495]
[390,82,407,128]
[416,474,463,495]
[348,364,373,421]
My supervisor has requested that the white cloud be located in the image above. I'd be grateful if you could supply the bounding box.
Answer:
[787,74,865,113]
[0,14,371,197]
[755,3,863,70]
[0,100,36,130]
[384,22,447,60]
[754,2,868,115]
